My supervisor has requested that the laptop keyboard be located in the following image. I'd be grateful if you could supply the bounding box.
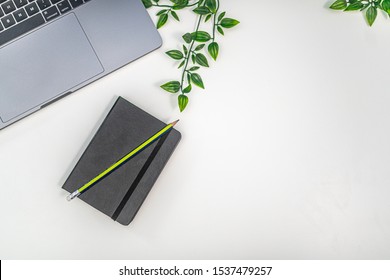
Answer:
[0,0,91,46]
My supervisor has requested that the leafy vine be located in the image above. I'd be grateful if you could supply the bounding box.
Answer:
[142,0,239,111]
[330,0,390,26]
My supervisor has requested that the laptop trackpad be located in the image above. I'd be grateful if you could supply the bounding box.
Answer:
[0,14,103,123]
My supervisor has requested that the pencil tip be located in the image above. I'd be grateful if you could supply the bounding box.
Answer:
[66,190,80,201]
[171,119,180,126]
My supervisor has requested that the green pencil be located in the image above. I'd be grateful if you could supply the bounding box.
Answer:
[66,120,179,201]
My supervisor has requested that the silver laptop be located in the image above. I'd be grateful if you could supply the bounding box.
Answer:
[0,0,162,130]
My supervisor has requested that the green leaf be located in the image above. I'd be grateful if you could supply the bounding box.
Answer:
[182,33,192,44]
[171,10,180,21]
[157,14,168,29]
[195,53,209,67]
[178,95,189,112]
[206,0,217,13]
[220,18,240,28]
[142,0,153,8]
[161,81,181,93]
[382,0,390,14]
[344,2,364,11]
[329,0,347,10]
[156,9,168,16]
[217,26,224,35]
[193,6,211,15]
[208,42,219,61]
[183,84,192,94]
[191,73,205,89]
[178,60,185,68]
[183,45,188,55]
[205,14,212,22]
[218,11,226,22]
[366,6,377,26]
[192,31,212,42]
[189,66,200,71]
[195,44,205,51]
[166,50,184,60]
[173,0,189,10]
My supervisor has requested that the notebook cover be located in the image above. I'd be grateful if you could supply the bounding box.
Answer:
[62,96,181,225]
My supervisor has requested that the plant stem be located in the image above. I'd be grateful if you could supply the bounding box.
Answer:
[153,1,199,9]
[212,0,220,41]
[180,14,204,93]
[152,4,173,8]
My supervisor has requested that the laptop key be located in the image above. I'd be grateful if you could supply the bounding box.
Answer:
[14,0,28,8]
[57,0,71,14]
[0,13,44,45]
[0,22,3,32]
[51,0,62,4]
[36,0,51,10]
[42,6,59,21]
[68,0,83,8]
[25,2,39,16]
[1,14,15,28]
[13,8,27,22]
[1,1,16,14]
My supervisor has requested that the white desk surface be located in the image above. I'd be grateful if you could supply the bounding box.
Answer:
[1,1,390,259]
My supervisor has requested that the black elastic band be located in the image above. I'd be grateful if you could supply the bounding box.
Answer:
[111,131,170,221]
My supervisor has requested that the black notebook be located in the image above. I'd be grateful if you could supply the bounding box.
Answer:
[62,97,181,225]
